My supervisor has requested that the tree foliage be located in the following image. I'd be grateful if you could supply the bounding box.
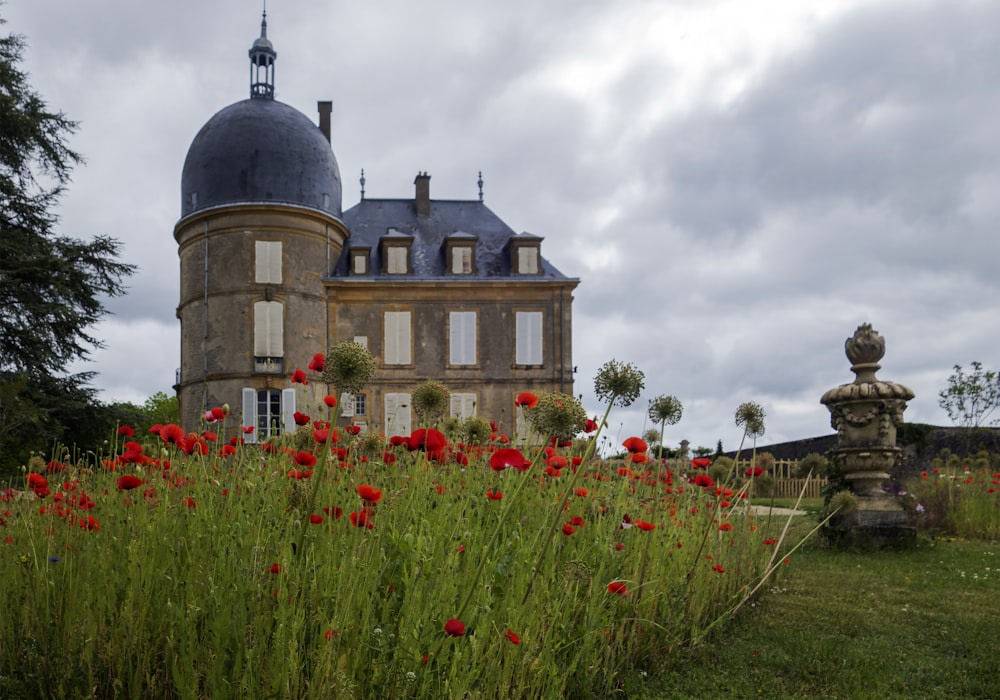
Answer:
[0,17,136,475]
[0,19,135,377]
[938,362,1000,430]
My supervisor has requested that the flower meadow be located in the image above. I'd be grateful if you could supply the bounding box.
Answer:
[905,463,1000,540]
[0,361,802,699]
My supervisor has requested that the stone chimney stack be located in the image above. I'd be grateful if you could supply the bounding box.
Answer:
[317,101,332,143]
[414,172,430,216]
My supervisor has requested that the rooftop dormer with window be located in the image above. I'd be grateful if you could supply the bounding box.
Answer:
[444,231,478,275]
[380,228,413,274]
[506,232,543,275]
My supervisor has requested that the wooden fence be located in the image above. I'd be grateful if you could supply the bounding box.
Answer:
[649,458,827,500]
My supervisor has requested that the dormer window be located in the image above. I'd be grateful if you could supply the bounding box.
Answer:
[506,233,543,276]
[380,228,413,275]
[445,231,478,275]
[351,247,370,275]
[517,246,539,275]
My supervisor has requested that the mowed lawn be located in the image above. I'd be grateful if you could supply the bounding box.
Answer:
[643,531,998,699]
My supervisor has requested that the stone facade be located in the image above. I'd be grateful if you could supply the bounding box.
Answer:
[173,15,578,438]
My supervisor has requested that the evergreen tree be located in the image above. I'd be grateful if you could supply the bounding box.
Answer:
[0,17,135,474]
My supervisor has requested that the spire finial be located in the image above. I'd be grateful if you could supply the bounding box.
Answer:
[249,4,277,99]
[360,169,366,201]
[477,171,484,202]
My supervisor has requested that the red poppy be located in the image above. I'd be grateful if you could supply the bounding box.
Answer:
[79,516,100,531]
[569,516,585,527]
[268,563,284,574]
[719,522,733,531]
[627,452,648,464]
[443,618,465,637]
[356,484,383,504]
[345,424,361,436]
[545,466,563,478]
[712,564,726,574]
[323,395,337,408]
[407,428,448,453]
[607,582,628,595]
[745,466,764,477]
[505,629,521,645]
[622,437,648,454]
[691,457,712,469]
[294,411,311,426]
[349,508,375,529]
[308,353,326,372]
[489,447,531,472]
[117,475,142,491]
[692,474,715,488]
[562,523,576,536]
[159,424,186,445]
[515,392,539,408]
[242,424,255,434]
[546,455,568,469]
[584,418,599,433]
[183,497,197,509]
[291,369,309,384]
[293,451,317,468]
[211,406,226,421]
[635,520,656,531]
[486,490,503,501]
[27,473,48,491]
[309,514,324,525]
[117,425,135,437]
[574,488,589,497]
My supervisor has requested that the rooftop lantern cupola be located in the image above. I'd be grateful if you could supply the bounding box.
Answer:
[249,11,276,99]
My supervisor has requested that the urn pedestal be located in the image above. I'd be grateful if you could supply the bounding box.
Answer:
[820,325,916,548]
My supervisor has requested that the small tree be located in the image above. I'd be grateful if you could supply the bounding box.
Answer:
[938,362,1000,430]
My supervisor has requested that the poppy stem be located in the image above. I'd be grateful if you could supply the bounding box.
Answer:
[521,399,615,606]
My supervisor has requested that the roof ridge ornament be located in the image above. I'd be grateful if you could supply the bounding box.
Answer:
[249,5,277,100]
[477,171,484,202]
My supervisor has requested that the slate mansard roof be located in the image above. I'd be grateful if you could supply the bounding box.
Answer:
[180,98,343,219]
[331,197,577,282]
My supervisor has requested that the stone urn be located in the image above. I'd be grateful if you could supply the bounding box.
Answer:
[820,324,915,544]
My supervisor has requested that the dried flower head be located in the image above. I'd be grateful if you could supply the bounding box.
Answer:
[648,394,683,427]
[735,401,767,439]
[593,359,645,407]
[527,392,588,441]
[461,415,493,445]
[322,342,376,395]
[411,380,451,422]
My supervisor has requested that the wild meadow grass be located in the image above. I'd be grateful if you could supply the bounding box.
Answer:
[904,464,1000,540]
[0,393,798,698]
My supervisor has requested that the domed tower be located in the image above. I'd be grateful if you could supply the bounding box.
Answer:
[174,12,348,437]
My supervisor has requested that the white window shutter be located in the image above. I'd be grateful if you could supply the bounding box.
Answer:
[281,388,296,434]
[341,392,355,418]
[353,335,368,349]
[255,241,282,283]
[450,392,477,419]
[384,312,411,365]
[384,392,411,436]
[449,312,476,365]
[254,301,284,357]
[516,312,543,365]
[242,387,257,444]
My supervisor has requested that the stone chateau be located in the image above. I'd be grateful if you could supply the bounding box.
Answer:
[173,14,579,439]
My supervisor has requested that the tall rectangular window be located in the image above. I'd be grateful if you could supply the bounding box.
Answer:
[449,311,477,365]
[255,241,282,283]
[452,247,472,274]
[450,392,477,419]
[242,386,295,442]
[518,247,539,274]
[384,392,411,435]
[254,300,284,358]
[387,247,408,274]
[384,311,412,365]
[515,311,543,365]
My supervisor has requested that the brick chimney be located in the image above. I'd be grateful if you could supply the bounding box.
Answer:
[414,172,430,216]
[317,101,332,143]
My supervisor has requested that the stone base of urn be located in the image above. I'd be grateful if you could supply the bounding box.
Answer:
[823,493,916,549]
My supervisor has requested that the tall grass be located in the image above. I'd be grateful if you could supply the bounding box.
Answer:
[1,409,795,698]
[905,463,1000,540]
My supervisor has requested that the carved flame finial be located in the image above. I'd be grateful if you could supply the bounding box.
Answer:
[845,323,885,383]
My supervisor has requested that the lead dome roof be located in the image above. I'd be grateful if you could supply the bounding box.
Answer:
[180,98,342,218]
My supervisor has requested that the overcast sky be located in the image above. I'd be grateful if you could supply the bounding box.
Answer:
[5,0,998,452]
